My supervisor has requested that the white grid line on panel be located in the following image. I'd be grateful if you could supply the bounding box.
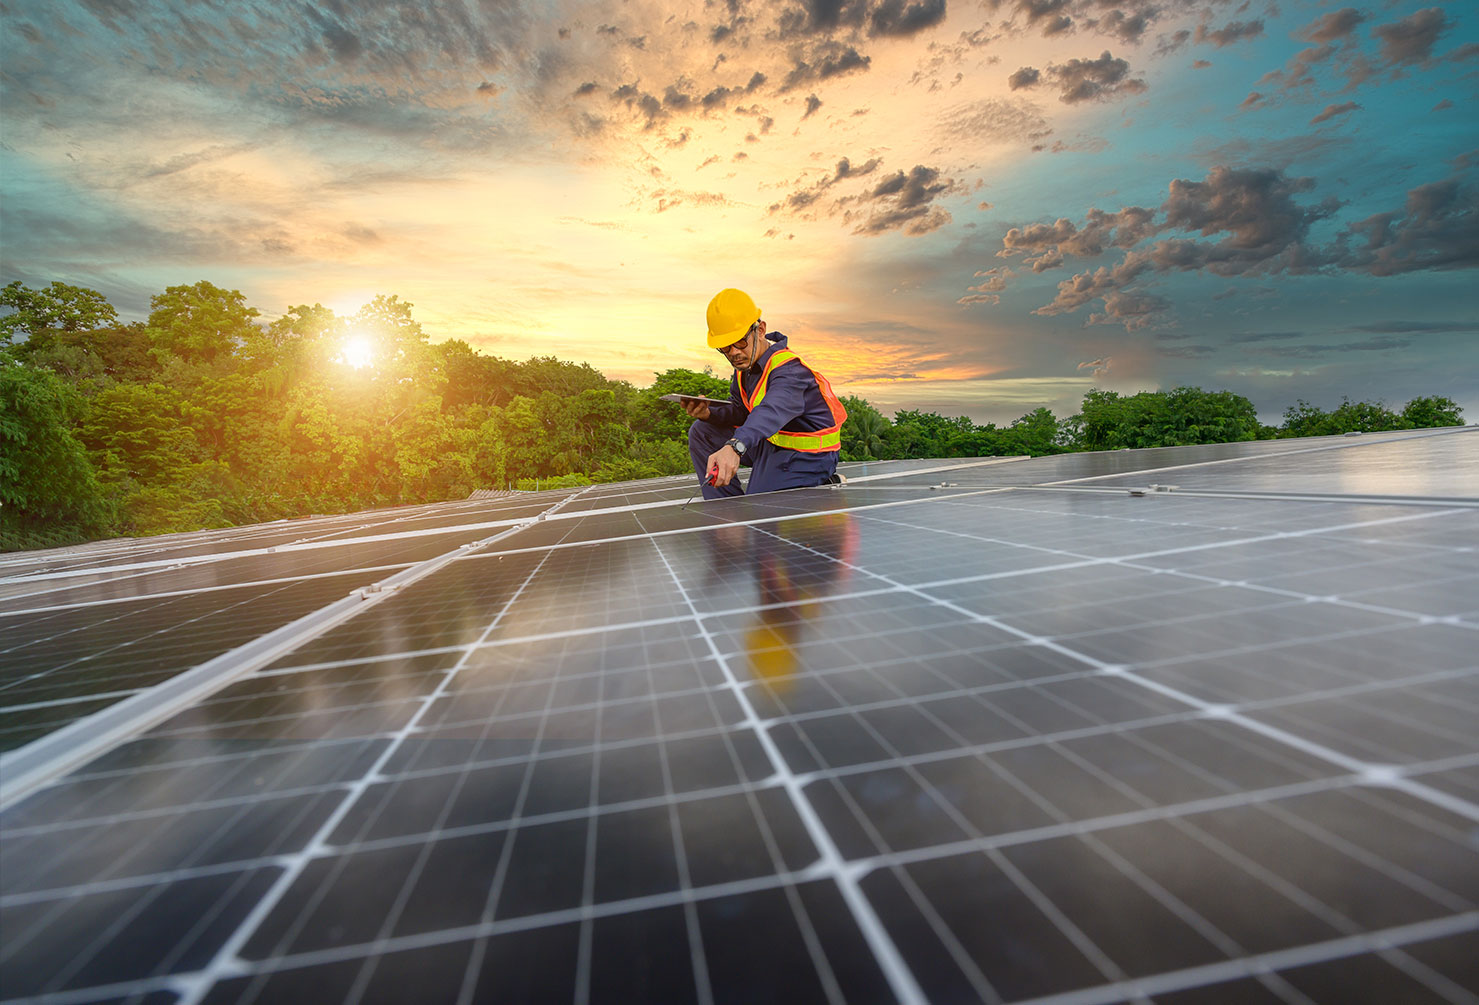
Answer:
[167,540,564,1005]
[0,490,596,810]
[751,525,1478,1001]
[639,516,928,1005]
[1007,911,1479,1005]
[762,516,1479,822]
[0,563,416,617]
[57,656,1452,842]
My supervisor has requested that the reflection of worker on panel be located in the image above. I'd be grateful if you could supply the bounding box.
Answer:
[680,288,848,501]
[705,513,859,695]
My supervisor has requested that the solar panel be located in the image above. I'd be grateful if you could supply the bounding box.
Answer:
[1,428,1476,1004]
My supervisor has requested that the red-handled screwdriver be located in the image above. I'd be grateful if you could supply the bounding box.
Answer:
[684,467,720,511]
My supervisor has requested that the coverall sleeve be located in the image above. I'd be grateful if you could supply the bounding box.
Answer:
[731,361,809,453]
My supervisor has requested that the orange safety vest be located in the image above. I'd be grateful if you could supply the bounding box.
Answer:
[736,349,848,453]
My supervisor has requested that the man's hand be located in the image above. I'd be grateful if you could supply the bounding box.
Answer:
[681,398,711,421]
[706,444,741,486]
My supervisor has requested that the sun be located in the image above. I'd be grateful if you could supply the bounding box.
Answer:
[340,336,374,369]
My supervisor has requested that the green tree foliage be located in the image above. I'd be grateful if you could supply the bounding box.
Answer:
[146,281,260,365]
[840,396,891,460]
[1,280,119,346]
[1277,395,1464,437]
[1401,396,1464,428]
[3,279,1467,551]
[0,361,114,548]
[1067,387,1263,451]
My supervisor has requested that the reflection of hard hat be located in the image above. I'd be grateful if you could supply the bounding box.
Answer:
[706,288,762,349]
[745,623,798,689]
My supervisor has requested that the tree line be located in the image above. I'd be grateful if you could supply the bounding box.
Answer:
[0,279,1465,551]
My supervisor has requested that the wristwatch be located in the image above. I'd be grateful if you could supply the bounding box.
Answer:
[725,438,746,456]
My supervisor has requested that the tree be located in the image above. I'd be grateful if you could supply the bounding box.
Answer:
[1401,396,1464,428]
[1,281,119,346]
[1001,407,1061,455]
[0,361,114,548]
[840,396,891,460]
[147,281,260,365]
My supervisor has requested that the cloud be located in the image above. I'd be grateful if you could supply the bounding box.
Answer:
[1298,8,1366,44]
[1346,320,1476,334]
[1046,51,1147,104]
[938,98,1053,146]
[1310,101,1359,125]
[1336,172,1479,275]
[802,93,823,119]
[1195,19,1264,49]
[1373,7,1451,67]
[867,0,949,38]
[1264,336,1412,357]
[1157,344,1217,357]
[984,162,1478,329]
[768,154,884,216]
[1008,66,1041,90]
[850,164,958,235]
[779,44,872,91]
[956,266,1013,304]
[1226,331,1303,343]
[1076,356,1110,376]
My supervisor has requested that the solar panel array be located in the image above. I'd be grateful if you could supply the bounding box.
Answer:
[2,427,1476,1004]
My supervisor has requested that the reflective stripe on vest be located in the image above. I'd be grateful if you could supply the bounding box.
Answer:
[736,349,848,453]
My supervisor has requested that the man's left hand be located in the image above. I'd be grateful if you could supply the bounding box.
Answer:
[706,444,741,486]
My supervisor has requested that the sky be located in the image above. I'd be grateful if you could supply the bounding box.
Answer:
[2,0,1475,424]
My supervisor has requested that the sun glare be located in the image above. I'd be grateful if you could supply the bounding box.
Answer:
[341,336,374,369]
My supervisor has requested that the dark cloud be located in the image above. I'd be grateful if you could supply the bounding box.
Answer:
[1373,7,1450,67]
[1156,29,1191,56]
[611,84,665,128]
[1298,8,1365,44]
[1008,66,1041,90]
[780,45,872,91]
[1086,9,1152,45]
[1348,320,1476,334]
[988,163,1478,330]
[1336,172,1479,276]
[867,0,948,38]
[1226,331,1303,343]
[851,165,957,235]
[1264,337,1412,357]
[1194,19,1264,48]
[768,155,883,216]
[1045,52,1147,104]
[803,94,823,118]
[1000,207,1156,270]
[1157,343,1217,357]
[1310,101,1359,125]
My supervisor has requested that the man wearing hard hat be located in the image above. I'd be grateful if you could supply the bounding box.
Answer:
[682,288,848,500]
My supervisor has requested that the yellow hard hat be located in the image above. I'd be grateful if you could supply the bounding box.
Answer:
[706,288,762,349]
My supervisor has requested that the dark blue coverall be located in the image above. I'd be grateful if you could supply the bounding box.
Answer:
[689,332,840,501]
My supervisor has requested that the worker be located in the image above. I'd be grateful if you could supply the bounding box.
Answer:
[683,288,848,500]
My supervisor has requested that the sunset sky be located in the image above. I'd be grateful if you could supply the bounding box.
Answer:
[2,0,1475,423]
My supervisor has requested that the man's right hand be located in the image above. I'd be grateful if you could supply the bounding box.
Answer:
[681,398,711,420]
